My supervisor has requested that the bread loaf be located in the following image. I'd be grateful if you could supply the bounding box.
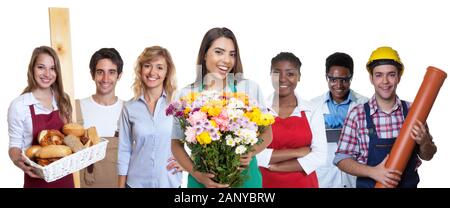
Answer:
[25,145,42,159]
[35,145,72,159]
[63,123,85,137]
[87,127,101,145]
[64,135,85,152]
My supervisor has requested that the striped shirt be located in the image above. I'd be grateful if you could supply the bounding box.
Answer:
[333,95,421,166]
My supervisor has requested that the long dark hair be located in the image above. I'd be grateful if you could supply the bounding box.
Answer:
[194,27,243,85]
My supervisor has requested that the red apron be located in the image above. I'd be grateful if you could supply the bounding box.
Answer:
[24,105,74,188]
[260,111,319,188]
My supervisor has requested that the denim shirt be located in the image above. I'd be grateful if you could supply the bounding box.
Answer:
[324,92,355,129]
[118,93,182,188]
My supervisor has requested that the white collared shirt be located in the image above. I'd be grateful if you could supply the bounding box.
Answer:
[256,92,327,175]
[8,92,59,150]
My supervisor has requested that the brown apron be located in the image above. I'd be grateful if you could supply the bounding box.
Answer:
[80,137,119,188]
[75,99,119,188]
[24,105,74,188]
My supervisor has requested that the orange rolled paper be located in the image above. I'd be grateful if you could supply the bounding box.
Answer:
[375,66,447,188]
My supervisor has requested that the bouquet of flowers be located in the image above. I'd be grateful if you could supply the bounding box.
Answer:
[166,90,274,187]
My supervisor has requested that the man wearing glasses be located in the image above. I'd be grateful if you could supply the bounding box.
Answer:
[312,52,368,188]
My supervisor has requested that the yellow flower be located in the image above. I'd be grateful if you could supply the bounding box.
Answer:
[200,106,209,113]
[244,107,262,123]
[181,92,199,104]
[210,100,225,107]
[244,108,274,126]
[207,107,222,117]
[258,113,275,126]
[200,101,223,117]
[184,107,191,116]
[210,120,218,128]
[234,92,249,105]
[197,131,212,145]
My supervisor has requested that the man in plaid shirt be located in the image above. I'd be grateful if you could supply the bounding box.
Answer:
[333,46,437,188]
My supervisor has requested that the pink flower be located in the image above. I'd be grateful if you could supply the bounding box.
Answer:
[212,110,230,131]
[184,126,197,143]
[165,104,175,116]
[187,111,207,126]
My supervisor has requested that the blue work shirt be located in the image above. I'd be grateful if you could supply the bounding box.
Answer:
[324,92,355,129]
[118,93,182,188]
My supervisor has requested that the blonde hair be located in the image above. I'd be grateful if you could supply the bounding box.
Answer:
[22,46,72,123]
[132,46,177,102]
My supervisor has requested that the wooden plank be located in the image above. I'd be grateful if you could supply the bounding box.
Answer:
[48,7,80,188]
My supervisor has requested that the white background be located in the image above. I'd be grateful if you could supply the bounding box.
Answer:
[0,0,448,187]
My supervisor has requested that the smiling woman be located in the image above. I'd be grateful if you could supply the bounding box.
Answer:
[257,52,327,188]
[7,46,74,188]
[171,27,273,188]
[204,37,236,82]
[117,46,183,188]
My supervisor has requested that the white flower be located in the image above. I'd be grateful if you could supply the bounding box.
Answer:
[227,108,244,119]
[192,100,204,109]
[201,90,221,101]
[249,137,258,145]
[235,145,247,155]
[226,137,236,147]
[211,132,221,141]
[228,98,245,108]
[225,135,233,140]
[234,137,242,144]
[235,129,257,145]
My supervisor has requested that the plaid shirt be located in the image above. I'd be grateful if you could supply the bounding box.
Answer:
[333,95,421,167]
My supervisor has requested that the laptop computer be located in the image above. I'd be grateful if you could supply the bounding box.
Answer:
[325,129,342,143]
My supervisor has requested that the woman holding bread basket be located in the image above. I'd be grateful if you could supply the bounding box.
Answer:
[7,46,74,188]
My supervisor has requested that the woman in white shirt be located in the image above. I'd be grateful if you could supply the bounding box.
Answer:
[8,46,73,188]
[257,52,327,187]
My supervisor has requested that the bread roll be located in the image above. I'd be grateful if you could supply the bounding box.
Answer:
[87,127,101,145]
[63,123,85,137]
[83,139,92,148]
[35,145,72,159]
[38,129,64,146]
[25,145,42,159]
[64,135,85,152]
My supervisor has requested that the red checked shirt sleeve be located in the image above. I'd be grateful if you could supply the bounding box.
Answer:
[333,104,365,165]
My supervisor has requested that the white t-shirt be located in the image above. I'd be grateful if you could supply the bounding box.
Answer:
[79,96,124,137]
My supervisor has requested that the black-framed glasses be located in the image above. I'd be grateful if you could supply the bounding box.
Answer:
[326,75,352,84]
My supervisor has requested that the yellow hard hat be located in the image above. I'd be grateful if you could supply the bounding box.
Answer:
[366,46,404,75]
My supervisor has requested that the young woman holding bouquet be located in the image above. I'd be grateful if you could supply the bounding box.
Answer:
[8,46,74,188]
[171,27,273,188]
[257,52,327,188]
[117,46,183,188]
